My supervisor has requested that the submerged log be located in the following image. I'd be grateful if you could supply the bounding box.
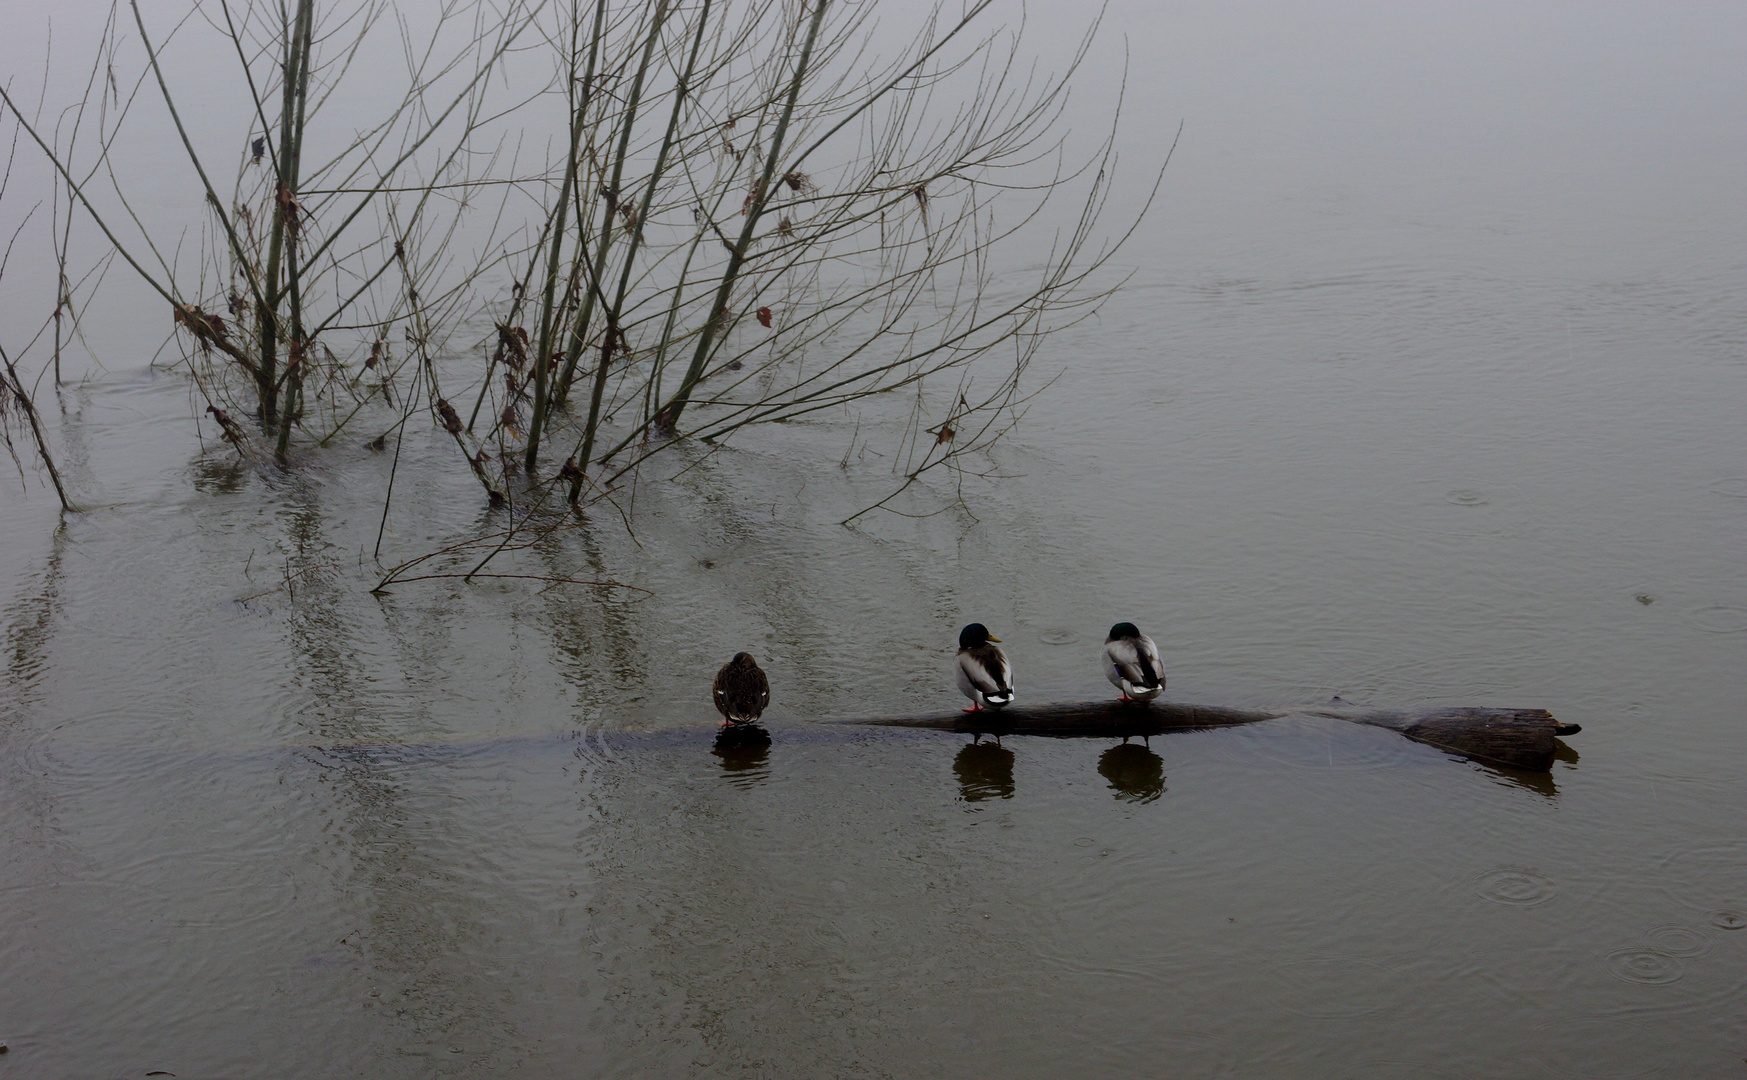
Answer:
[1313,705,1576,774]
[843,699,1578,773]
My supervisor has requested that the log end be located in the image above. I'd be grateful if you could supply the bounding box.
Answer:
[1399,707,1564,773]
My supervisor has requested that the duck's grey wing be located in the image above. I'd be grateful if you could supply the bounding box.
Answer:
[1102,641,1126,686]
[992,648,1013,693]
[1107,638,1160,689]
[957,649,1005,695]
[1137,635,1165,688]
[977,644,1013,693]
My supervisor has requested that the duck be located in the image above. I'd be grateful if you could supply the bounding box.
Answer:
[955,623,1014,711]
[1103,622,1165,702]
[712,652,770,727]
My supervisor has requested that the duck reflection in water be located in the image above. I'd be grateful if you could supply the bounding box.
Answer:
[1098,742,1165,803]
[712,724,771,786]
[954,741,1015,802]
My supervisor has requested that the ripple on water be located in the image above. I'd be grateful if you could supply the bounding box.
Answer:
[1683,604,1747,633]
[1605,948,1683,986]
[1531,1016,1668,1080]
[1269,957,1405,1019]
[1087,1027,1245,1079]
[1038,628,1080,646]
[1711,910,1746,931]
[1706,477,1747,499]
[1473,867,1557,907]
[1348,1062,1480,1080]
[1445,488,1489,506]
[1658,841,1747,910]
[1644,924,1710,958]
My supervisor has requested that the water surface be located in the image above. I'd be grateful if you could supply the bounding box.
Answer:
[3,2,1746,1076]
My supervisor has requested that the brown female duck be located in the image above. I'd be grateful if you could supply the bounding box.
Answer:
[712,652,770,726]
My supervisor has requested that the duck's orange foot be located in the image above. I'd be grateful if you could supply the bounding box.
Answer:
[961,704,982,713]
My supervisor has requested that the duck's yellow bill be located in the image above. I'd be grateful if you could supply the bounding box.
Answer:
[987,634,1002,643]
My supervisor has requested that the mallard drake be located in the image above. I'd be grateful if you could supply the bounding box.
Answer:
[955,623,1014,711]
[712,652,770,726]
[1103,622,1165,702]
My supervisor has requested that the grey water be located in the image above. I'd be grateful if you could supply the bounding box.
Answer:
[4,2,1747,1076]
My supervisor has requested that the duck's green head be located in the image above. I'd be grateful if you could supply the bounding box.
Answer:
[959,623,1000,648]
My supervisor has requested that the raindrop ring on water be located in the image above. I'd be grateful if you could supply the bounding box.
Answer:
[1270,957,1397,1019]
[1658,842,1747,911]
[1685,605,1747,633]
[1644,924,1710,958]
[1474,867,1557,906]
[1445,488,1489,506]
[1707,477,1747,499]
[1039,628,1079,645]
[1712,910,1746,931]
[1605,948,1683,985]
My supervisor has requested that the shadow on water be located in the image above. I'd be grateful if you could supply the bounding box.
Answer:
[530,494,653,717]
[954,740,1015,802]
[2,522,67,712]
[712,724,771,786]
[1097,742,1165,803]
[272,473,519,1068]
[0,524,69,878]
[1475,739,1578,799]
